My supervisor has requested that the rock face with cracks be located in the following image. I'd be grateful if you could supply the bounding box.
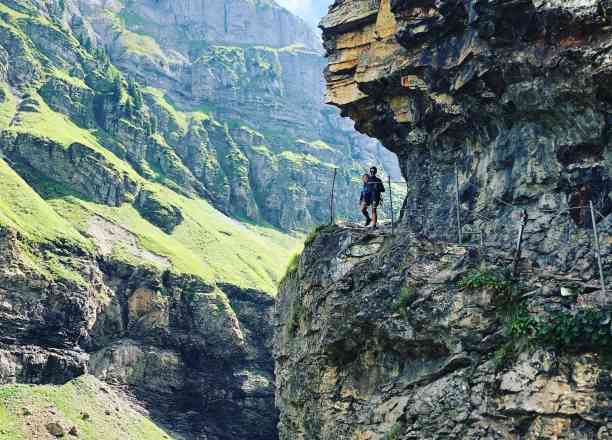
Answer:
[321,0,612,260]
[274,224,612,439]
[273,1,612,439]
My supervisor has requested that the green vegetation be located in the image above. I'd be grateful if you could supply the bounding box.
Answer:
[298,139,335,152]
[279,150,335,170]
[495,304,612,368]
[143,87,212,131]
[304,224,329,247]
[0,376,173,440]
[45,181,299,293]
[49,68,90,89]
[0,158,88,246]
[394,286,414,318]
[0,82,16,129]
[8,93,140,180]
[383,422,403,440]
[458,267,514,292]
[459,266,612,368]
[280,252,300,285]
[534,307,612,350]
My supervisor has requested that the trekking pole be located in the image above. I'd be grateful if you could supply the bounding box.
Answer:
[330,168,337,225]
[590,201,607,295]
[388,176,395,234]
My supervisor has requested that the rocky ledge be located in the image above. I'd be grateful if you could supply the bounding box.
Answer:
[321,0,611,260]
[274,224,612,439]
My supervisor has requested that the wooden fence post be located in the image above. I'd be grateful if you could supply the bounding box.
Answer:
[590,201,607,295]
[388,176,395,234]
[513,210,528,278]
[330,168,337,225]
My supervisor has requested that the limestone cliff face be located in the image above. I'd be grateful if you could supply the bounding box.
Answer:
[59,0,400,230]
[275,225,612,439]
[274,1,612,439]
[106,0,321,50]
[322,0,611,255]
[0,226,277,440]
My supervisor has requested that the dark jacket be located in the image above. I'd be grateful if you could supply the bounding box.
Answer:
[363,176,385,201]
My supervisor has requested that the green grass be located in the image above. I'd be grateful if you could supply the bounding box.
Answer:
[304,224,329,247]
[143,87,188,131]
[0,2,28,19]
[279,150,334,169]
[0,82,16,129]
[46,182,300,293]
[0,157,88,245]
[119,29,164,60]
[297,139,335,152]
[8,93,140,180]
[143,87,212,131]
[49,67,90,90]
[0,375,173,440]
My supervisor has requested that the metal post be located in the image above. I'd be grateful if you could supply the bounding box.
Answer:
[513,210,528,278]
[388,176,395,235]
[455,165,462,243]
[590,201,607,295]
[330,168,337,225]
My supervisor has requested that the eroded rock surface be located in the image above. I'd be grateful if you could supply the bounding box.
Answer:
[273,2,612,438]
[322,0,612,257]
[0,227,277,440]
[275,225,612,439]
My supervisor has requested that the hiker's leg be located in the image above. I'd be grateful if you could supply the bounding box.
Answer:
[361,202,371,226]
[372,207,378,226]
[361,202,370,219]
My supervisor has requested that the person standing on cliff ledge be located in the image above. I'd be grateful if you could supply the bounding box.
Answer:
[360,167,385,229]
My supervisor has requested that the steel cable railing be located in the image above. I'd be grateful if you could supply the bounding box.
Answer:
[326,168,610,294]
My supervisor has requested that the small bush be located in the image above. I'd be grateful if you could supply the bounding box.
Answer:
[495,303,536,367]
[458,267,513,292]
[534,307,612,350]
[304,224,329,247]
[383,423,403,440]
[495,304,612,368]
[458,267,519,311]
[394,286,414,318]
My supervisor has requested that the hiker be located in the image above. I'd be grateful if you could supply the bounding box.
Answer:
[360,166,385,229]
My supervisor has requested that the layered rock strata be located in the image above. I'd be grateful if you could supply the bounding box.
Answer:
[275,224,612,439]
[322,0,611,261]
[273,1,612,439]
[0,227,277,440]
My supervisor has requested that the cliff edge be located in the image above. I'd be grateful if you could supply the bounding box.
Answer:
[274,1,612,439]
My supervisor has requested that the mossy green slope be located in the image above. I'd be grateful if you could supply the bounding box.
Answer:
[0,375,173,440]
[0,0,302,293]
[45,182,299,291]
[0,157,88,246]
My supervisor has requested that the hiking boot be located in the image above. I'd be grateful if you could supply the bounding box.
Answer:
[364,218,371,227]
[372,224,378,230]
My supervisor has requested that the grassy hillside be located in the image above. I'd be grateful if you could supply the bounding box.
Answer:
[0,0,303,293]
[0,157,89,246]
[46,182,300,291]
[0,376,174,440]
